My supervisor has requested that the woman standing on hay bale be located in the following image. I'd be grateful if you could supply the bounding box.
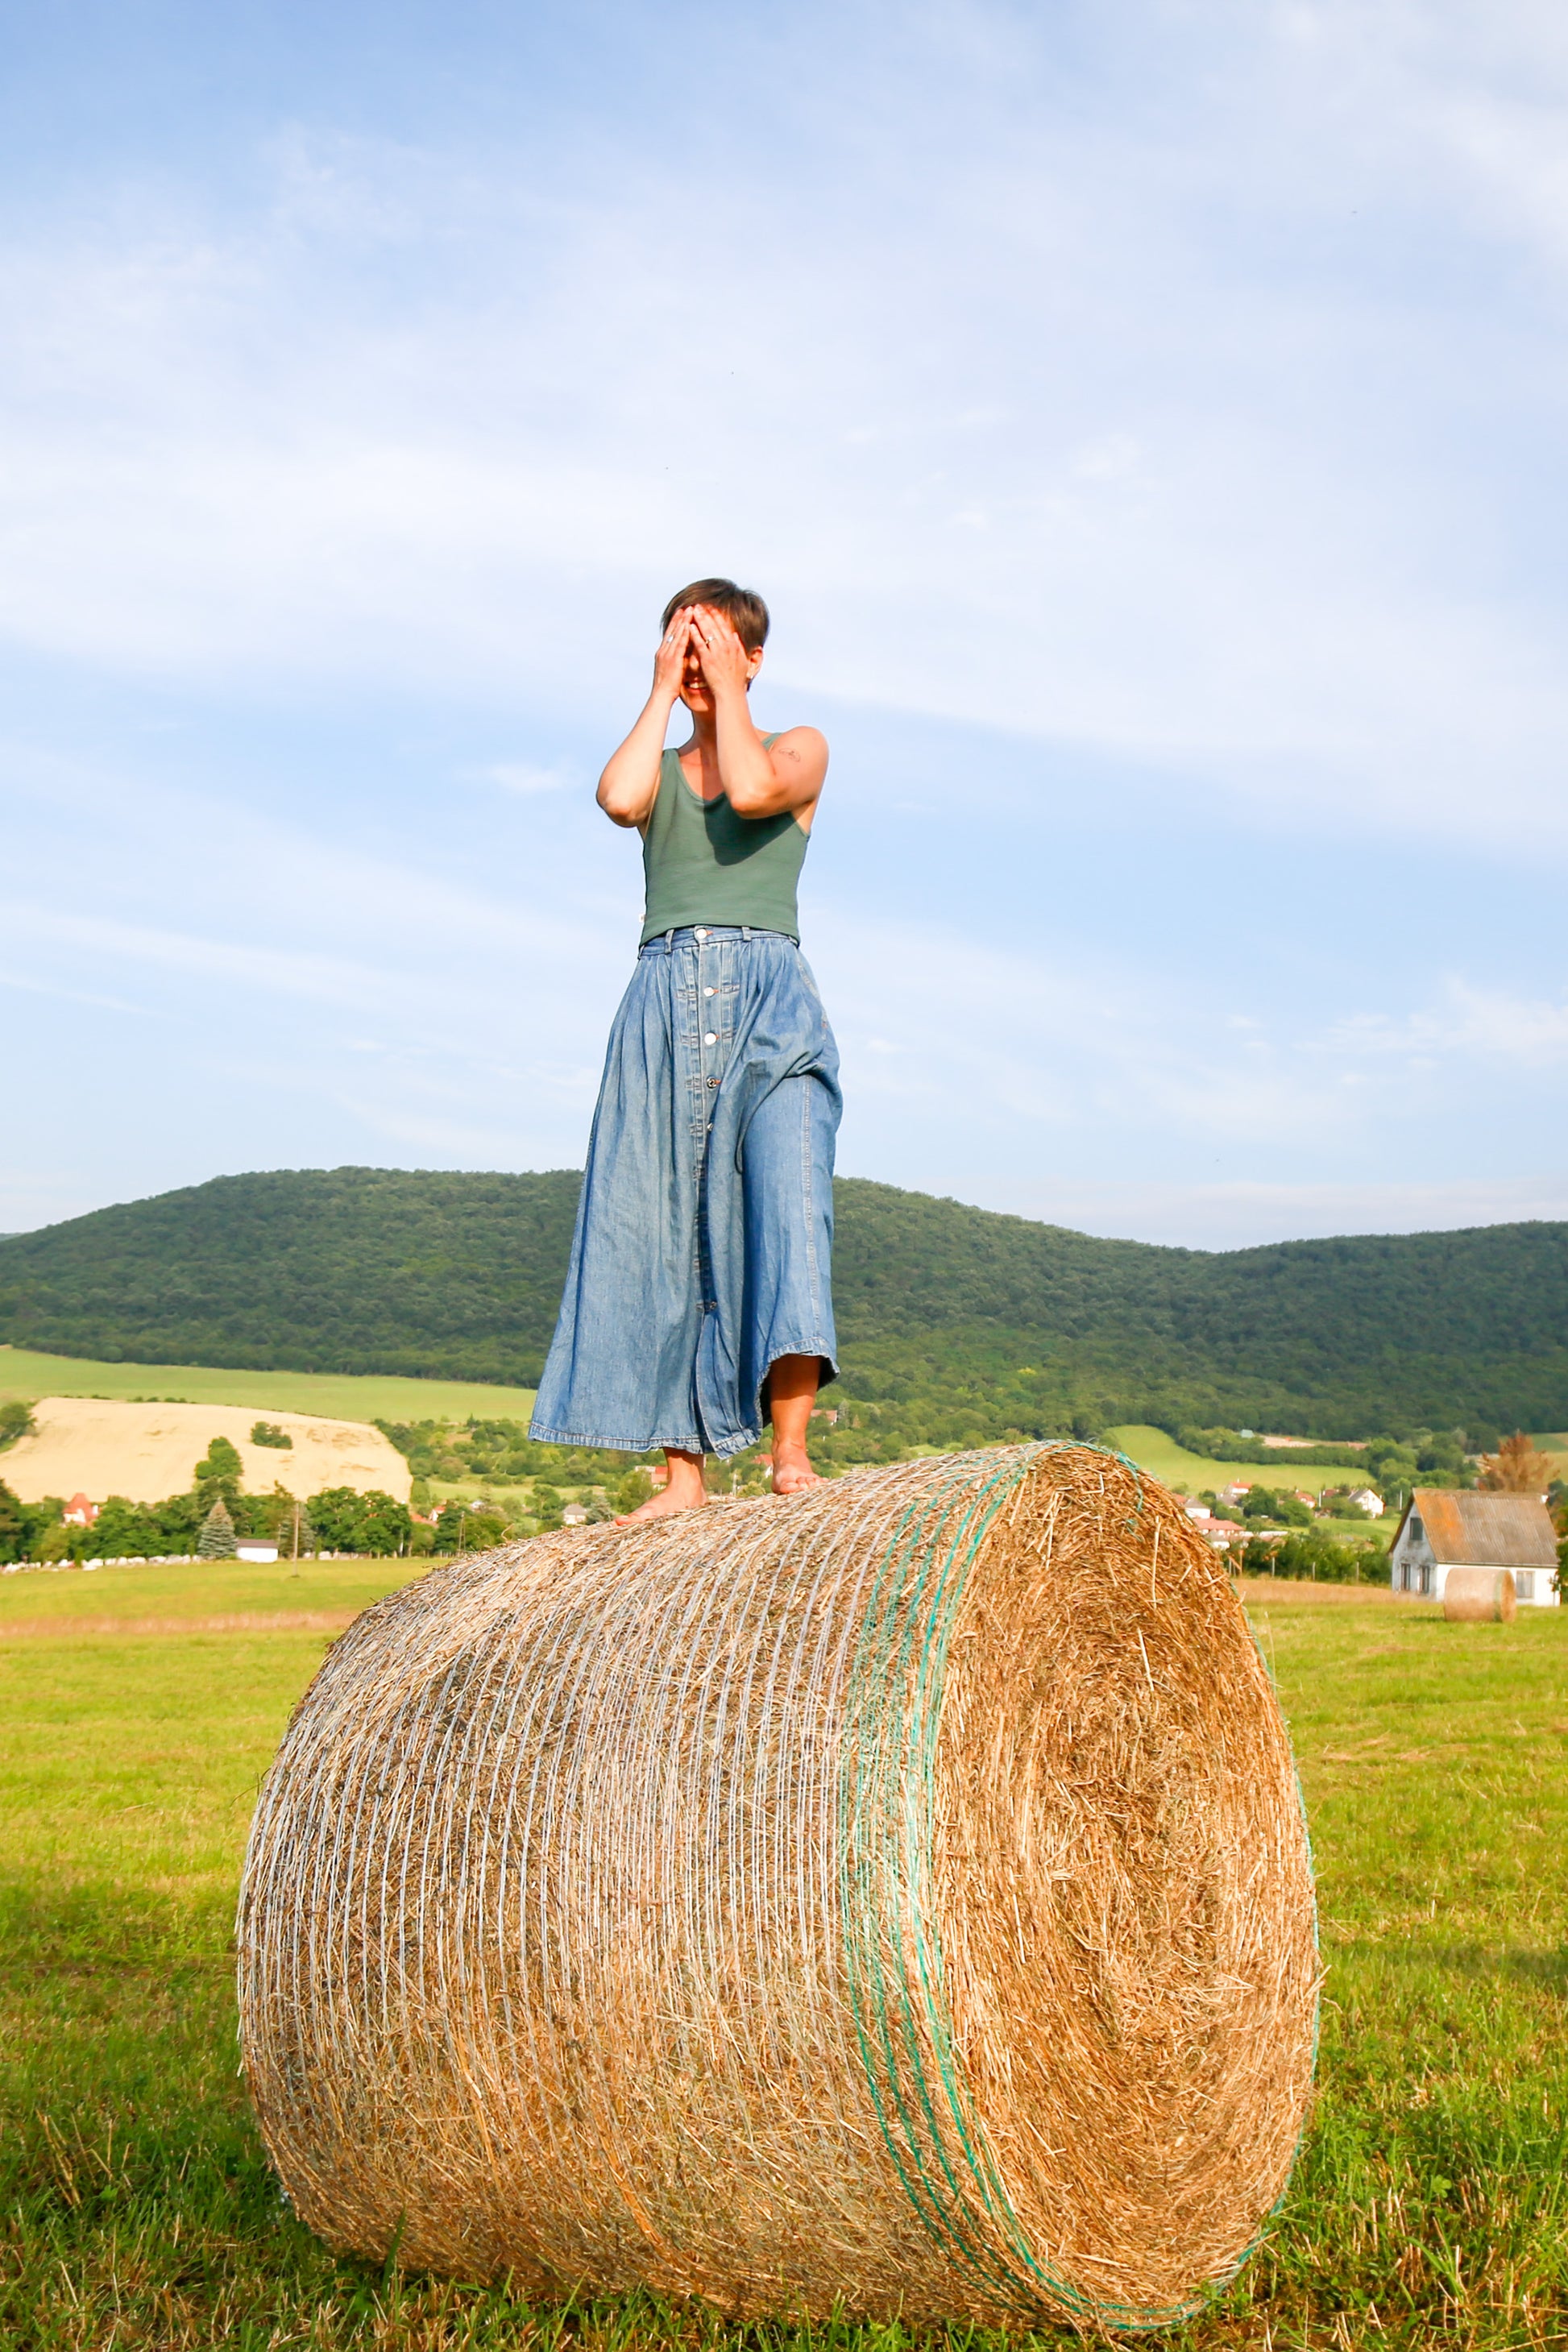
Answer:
[530,579,839,1520]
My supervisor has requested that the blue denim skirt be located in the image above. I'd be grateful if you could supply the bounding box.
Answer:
[530,926,841,1459]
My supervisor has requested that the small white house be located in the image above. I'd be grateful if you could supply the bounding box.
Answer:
[1389,1489,1559,1607]
[1348,1487,1384,1517]
[235,1538,280,1563]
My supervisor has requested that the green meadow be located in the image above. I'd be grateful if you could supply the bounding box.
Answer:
[1105,1423,1364,1500]
[0,1345,537,1427]
[0,1561,1563,2350]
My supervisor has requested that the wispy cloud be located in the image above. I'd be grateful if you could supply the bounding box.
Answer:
[0,966,151,1018]
[479,761,576,797]
[1320,981,1568,1068]
[2,8,1568,838]
[3,906,409,1015]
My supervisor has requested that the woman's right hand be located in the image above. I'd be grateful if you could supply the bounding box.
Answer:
[652,608,692,701]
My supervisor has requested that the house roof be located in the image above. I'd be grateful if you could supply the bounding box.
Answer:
[1400,1487,1557,1569]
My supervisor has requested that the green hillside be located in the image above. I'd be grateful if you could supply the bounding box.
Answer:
[0,1346,537,1427]
[1,1167,1565,1443]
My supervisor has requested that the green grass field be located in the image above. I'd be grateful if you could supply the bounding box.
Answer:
[1,1562,1564,2349]
[1105,1423,1370,1500]
[0,1345,537,1427]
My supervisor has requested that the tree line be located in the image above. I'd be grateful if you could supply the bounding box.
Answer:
[2,1167,1566,1437]
[0,1433,415,1565]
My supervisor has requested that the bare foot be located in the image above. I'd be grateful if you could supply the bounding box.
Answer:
[769,1445,821,1497]
[616,1456,710,1524]
[615,1485,711,1524]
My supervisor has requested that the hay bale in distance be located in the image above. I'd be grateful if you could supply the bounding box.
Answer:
[238,1446,1317,2330]
[1443,1565,1518,1622]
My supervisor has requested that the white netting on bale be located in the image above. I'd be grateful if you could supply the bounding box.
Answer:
[238,1445,1317,2330]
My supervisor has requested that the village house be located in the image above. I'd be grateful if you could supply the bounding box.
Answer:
[1388,1488,1559,1607]
[62,1492,98,1526]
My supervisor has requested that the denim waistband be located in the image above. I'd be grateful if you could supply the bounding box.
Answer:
[641,924,799,953]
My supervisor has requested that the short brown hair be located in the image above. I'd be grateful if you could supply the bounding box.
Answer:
[661,577,769,651]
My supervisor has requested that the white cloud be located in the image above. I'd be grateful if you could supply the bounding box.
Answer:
[2,9,1568,840]
[2,906,409,1014]
[1321,979,1568,1067]
[480,761,576,797]
[813,906,1352,1160]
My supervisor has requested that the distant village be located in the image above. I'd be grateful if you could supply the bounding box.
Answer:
[1175,1431,1562,1609]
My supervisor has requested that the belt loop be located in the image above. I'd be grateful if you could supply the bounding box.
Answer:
[665,927,674,954]
[741,924,752,942]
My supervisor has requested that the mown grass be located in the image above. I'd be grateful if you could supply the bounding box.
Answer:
[1104,1426,1368,1502]
[0,1557,411,1629]
[0,1345,537,1427]
[0,1569,1563,2349]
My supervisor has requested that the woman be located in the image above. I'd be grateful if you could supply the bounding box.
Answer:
[529,579,840,1522]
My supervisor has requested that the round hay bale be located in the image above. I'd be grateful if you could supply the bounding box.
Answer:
[1443,1566,1518,1622]
[238,1445,1317,2331]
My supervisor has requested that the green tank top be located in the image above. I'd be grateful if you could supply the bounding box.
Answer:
[640,739,811,944]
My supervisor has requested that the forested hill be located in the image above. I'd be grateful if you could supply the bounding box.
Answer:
[1,1167,1566,1441]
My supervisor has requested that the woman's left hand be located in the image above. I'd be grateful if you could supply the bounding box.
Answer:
[691,605,753,696]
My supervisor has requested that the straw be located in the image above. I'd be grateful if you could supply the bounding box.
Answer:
[237,1445,1317,2329]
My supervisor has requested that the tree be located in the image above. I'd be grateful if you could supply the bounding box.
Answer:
[614,1468,655,1516]
[197,1498,238,1558]
[0,1479,31,1563]
[250,1421,293,1449]
[0,1400,36,1450]
[358,1491,413,1557]
[433,1502,506,1553]
[1478,1432,1554,1495]
[90,1496,170,1558]
[1240,1487,1311,1529]
[272,1493,316,1559]
[308,1487,369,1553]
[193,1434,244,1519]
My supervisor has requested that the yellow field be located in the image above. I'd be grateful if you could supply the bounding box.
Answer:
[1,1396,410,1508]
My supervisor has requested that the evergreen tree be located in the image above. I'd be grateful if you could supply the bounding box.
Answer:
[197,1497,238,1558]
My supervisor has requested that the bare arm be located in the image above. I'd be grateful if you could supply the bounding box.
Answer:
[595,610,692,828]
[696,608,829,821]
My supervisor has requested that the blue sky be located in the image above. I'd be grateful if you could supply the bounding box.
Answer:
[4,0,1566,1247]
